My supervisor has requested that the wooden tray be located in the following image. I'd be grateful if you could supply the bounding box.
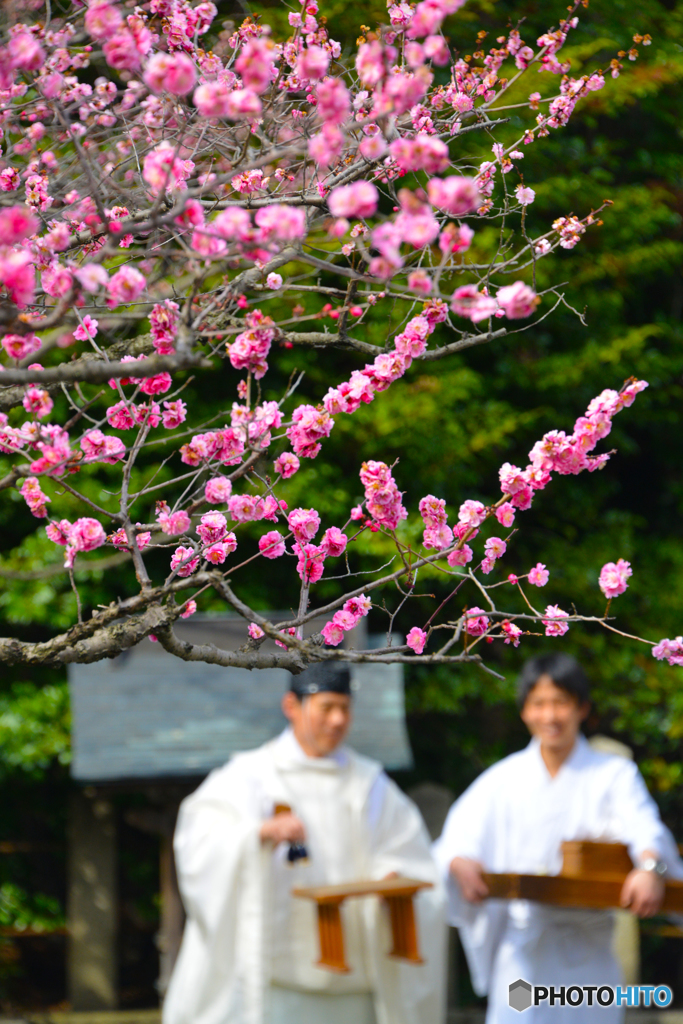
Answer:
[293,877,433,972]
[483,841,683,912]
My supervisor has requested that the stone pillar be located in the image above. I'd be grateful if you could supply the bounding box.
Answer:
[67,789,118,1010]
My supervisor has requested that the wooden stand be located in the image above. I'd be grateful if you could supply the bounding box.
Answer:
[483,841,683,911]
[293,877,433,972]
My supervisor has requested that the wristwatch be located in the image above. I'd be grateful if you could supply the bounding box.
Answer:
[638,856,668,877]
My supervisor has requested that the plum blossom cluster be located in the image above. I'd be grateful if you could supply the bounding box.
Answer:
[359,462,407,531]
[287,507,348,584]
[0,0,662,676]
[599,559,632,599]
[46,516,107,568]
[321,595,372,647]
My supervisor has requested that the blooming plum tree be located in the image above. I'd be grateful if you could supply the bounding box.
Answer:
[0,0,672,675]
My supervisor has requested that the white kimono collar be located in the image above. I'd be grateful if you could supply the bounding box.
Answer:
[527,732,589,779]
[273,727,350,772]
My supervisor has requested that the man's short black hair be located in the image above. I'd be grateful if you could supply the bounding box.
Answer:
[289,662,352,698]
[517,652,590,709]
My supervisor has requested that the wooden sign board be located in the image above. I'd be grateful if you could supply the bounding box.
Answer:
[483,841,683,912]
[293,877,433,972]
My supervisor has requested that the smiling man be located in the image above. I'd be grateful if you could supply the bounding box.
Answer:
[164,662,446,1024]
[433,652,683,1023]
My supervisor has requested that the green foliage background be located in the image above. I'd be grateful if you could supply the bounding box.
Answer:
[0,0,682,998]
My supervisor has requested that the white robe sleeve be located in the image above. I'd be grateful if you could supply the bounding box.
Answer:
[432,768,508,997]
[163,761,268,1024]
[607,760,681,868]
[362,774,448,1024]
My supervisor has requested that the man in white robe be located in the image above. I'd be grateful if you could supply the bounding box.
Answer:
[433,652,683,1023]
[164,662,447,1024]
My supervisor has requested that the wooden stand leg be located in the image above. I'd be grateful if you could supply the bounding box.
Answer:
[316,901,350,972]
[387,895,423,963]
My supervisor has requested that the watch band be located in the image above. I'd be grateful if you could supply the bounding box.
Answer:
[638,856,667,877]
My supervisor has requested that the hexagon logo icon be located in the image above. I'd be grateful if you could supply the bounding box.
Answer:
[509,978,532,1012]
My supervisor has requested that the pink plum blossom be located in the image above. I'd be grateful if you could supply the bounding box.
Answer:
[465,608,490,636]
[228,494,265,523]
[497,281,539,319]
[23,387,53,419]
[106,402,136,430]
[204,476,232,503]
[170,545,199,577]
[85,2,123,41]
[288,507,321,543]
[458,499,487,528]
[344,595,372,618]
[428,176,480,215]
[142,142,194,194]
[543,605,569,637]
[495,502,516,528]
[63,517,107,564]
[9,30,45,70]
[143,52,196,95]
[315,78,351,124]
[161,400,187,429]
[407,270,432,294]
[406,627,427,654]
[528,563,549,586]
[360,135,387,160]
[274,452,300,478]
[75,264,109,294]
[259,531,286,558]
[515,185,536,205]
[74,316,99,341]
[204,540,235,564]
[110,526,150,551]
[275,627,298,649]
[234,37,277,94]
[501,620,523,647]
[450,285,498,323]
[80,429,126,464]
[439,223,474,255]
[20,477,50,518]
[107,267,146,307]
[599,559,632,599]
[485,537,506,560]
[197,510,228,544]
[328,182,378,220]
[254,205,306,241]
[360,461,407,530]
[2,333,41,360]
[320,527,347,558]
[423,524,454,549]
[286,404,334,459]
[46,519,72,546]
[322,620,345,646]
[0,206,38,245]
[297,45,330,81]
[652,638,683,667]
[447,545,473,567]
[294,541,325,583]
[139,372,172,397]
[0,251,35,307]
[158,508,191,536]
